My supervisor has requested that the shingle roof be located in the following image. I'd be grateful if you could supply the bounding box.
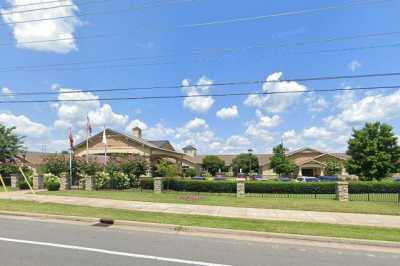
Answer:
[183,145,197,150]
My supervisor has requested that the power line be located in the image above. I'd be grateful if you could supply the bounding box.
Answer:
[0,0,72,9]
[178,0,392,28]
[2,40,400,73]
[0,0,200,26]
[0,85,398,104]
[4,72,400,97]
[0,0,110,16]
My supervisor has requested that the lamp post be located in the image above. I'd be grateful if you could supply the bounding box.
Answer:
[248,149,253,179]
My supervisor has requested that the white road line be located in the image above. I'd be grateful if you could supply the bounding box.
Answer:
[0,237,231,266]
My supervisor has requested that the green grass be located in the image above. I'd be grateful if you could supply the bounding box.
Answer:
[0,186,14,192]
[0,199,399,242]
[41,190,400,216]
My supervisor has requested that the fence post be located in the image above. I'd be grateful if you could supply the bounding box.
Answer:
[60,172,70,191]
[336,181,349,202]
[236,178,245,198]
[154,177,162,193]
[10,174,20,189]
[32,175,44,190]
[85,175,96,191]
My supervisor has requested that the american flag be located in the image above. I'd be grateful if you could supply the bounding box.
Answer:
[86,115,92,136]
[68,128,74,149]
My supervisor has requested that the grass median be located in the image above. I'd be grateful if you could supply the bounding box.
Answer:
[41,190,400,216]
[0,199,399,242]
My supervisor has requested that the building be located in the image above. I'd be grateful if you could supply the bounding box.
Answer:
[73,127,350,178]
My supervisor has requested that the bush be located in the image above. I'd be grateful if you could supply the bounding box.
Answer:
[46,175,61,191]
[17,178,33,190]
[349,181,400,193]
[95,172,130,190]
[245,182,336,194]
[184,168,197,178]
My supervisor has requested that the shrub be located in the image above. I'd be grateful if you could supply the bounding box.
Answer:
[245,182,336,194]
[17,178,33,190]
[46,175,61,191]
[184,168,197,178]
[349,181,400,193]
[95,172,130,190]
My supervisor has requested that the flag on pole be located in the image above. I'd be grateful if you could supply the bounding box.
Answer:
[68,128,74,149]
[86,115,92,136]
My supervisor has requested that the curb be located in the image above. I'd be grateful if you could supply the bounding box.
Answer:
[0,210,400,250]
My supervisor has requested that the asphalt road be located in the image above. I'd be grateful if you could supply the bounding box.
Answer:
[0,216,399,266]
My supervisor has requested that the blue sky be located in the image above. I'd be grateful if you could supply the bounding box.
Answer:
[0,0,400,154]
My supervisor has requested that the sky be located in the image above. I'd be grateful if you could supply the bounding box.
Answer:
[0,0,400,154]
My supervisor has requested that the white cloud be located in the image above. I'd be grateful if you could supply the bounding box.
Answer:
[0,112,48,137]
[348,60,362,72]
[244,72,306,113]
[1,87,14,98]
[184,117,208,130]
[282,130,302,148]
[53,87,129,134]
[216,105,239,119]
[303,127,333,140]
[126,119,148,132]
[144,123,175,140]
[255,110,281,128]
[182,76,214,113]
[304,93,328,112]
[1,0,81,53]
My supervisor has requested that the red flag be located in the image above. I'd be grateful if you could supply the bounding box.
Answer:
[68,128,74,149]
[86,116,92,136]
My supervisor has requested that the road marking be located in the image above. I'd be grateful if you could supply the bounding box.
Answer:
[0,237,231,266]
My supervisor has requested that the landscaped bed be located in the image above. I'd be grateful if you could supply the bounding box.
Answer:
[40,189,400,216]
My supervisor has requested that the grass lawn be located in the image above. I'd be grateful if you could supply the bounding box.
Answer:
[41,190,400,216]
[0,199,400,242]
[0,187,14,192]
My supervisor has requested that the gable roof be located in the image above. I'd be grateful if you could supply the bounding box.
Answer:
[286,147,324,156]
[147,140,175,151]
[74,128,182,155]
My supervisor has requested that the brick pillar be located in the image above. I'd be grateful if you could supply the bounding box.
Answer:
[10,174,20,189]
[60,173,70,190]
[32,175,44,190]
[236,178,246,198]
[154,177,162,193]
[85,176,96,191]
[336,181,349,202]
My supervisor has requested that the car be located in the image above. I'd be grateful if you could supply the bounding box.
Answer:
[278,176,291,182]
[214,174,226,181]
[191,176,206,181]
[237,173,248,179]
[393,176,400,182]
[296,176,321,183]
[250,175,264,181]
[319,175,339,182]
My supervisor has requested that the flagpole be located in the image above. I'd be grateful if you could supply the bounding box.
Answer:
[69,147,73,188]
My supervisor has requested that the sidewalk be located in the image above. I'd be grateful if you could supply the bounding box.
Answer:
[1,191,400,228]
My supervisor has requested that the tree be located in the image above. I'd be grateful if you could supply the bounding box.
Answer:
[346,122,400,181]
[0,124,24,163]
[41,155,69,176]
[325,160,343,176]
[154,159,178,177]
[106,154,148,185]
[270,144,298,176]
[184,168,197,177]
[202,155,225,176]
[231,153,259,175]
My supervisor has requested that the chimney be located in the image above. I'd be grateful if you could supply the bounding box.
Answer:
[132,127,142,139]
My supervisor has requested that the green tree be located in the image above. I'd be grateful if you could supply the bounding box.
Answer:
[0,124,24,163]
[202,155,225,176]
[184,168,197,177]
[105,155,148,185]
[154,159,178,177]
[325,160,343,176]
[231,153,259,174]
[41,155,69,176]
[346,122,400,181]
[270,144,298,176]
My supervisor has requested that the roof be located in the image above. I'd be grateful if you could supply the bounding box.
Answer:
[74,128,183,156]
[17,151,65,166]
[147,140,175,151]
[183,145,197,150]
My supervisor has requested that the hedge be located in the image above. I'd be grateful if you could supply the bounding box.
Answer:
[139,178,400,194]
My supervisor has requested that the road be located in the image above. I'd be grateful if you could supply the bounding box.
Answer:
[0,216,399,266]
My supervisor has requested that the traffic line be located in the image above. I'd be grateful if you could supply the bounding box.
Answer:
[0,237,231,266]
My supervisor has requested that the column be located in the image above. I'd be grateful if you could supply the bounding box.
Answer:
[236,178,246,198]
[336,181,349,202]
[154,177,162,193]
[32,175,44,190]
[60,172,70,190]
[10,174,20,189]
[85,175,96,191]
